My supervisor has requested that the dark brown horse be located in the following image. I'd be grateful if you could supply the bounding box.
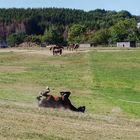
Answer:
[50,45,64,55]
[36,90,85,113]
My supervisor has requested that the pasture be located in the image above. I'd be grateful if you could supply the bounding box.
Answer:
[0,47,140,140]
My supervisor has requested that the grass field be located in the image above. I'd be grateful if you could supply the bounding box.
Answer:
[0,47,140,140]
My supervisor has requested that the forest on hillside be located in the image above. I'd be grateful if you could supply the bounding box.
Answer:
[0,8,140,46]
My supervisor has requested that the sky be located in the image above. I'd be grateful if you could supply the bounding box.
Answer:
[0,0,140,16]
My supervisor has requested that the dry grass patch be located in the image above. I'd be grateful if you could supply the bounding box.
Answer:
[0,101,140,140]
[0,66,26,73]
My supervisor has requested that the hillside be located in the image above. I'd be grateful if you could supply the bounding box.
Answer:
[0,8,139,41]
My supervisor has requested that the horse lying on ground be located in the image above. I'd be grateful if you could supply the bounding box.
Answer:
[36,88,85,113]
[50,45,64,55]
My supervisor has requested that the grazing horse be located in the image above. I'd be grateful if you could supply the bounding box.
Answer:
[36,89,85,113]
[67,44,79,51]
[50,45,64,56]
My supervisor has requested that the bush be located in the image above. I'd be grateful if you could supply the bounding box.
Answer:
[7,33,27,47]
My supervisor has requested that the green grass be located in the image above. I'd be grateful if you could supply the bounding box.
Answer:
[89,51,140,117]
[0,48,140,140]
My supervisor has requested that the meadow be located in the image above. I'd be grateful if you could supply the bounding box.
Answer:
[0,47,140,140]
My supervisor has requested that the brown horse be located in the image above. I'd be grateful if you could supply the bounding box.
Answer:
[67,44,79,51]
[36,89,85,113]
[50,45,64,55]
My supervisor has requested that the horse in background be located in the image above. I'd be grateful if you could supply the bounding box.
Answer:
[67,43,79,51]
[50,45,64,56]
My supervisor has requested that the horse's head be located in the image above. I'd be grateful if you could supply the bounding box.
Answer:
[39,86,50,97]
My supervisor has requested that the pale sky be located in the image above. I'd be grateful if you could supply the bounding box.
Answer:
[0,0,140,16]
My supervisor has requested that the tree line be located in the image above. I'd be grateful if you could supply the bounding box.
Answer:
[0,8,140,47]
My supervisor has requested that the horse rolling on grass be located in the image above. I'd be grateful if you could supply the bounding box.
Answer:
[50,45,64,56]
[36,88,85,113]
[67,43,79,51]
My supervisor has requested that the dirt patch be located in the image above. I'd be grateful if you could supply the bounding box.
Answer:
[112,107,122,113]
[0,66,26,73]
[0,47,92,56]
[18,42,39,48]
